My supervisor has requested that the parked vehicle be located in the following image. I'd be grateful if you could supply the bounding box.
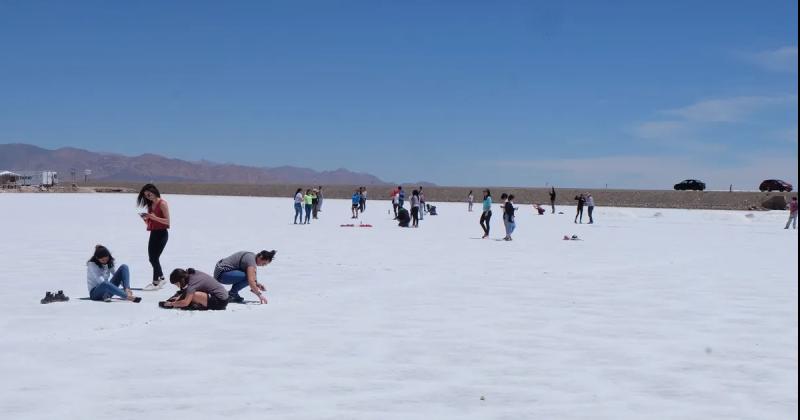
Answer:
[759,179,793,192]
[674,179,706,191]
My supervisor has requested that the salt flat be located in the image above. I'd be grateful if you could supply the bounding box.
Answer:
[0,193,796,420]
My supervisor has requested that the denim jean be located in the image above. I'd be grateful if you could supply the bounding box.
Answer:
[305,204,312,223]
[294,203,302,224]
[218,270,248,296]
[786,213,797,229]
[90,264,131,300]
[504,219,516,237]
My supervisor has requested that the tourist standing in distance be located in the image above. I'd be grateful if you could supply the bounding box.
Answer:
[549,187,556,214]
[359,186,368,213]
[503,194,517,241]
[303,189,314,224]
[351,189,361,219]
[586,193,595,224]
[293,188,304,224]
[467,190,474,212]
[479,189,492,238]
[137,183,170,290]
[311,188,320,219]
[316,186,324,212]
[398,186,406,209]
[391,187,400,219]
[786,197,798,229]
[499,192,509,236]
[574,193,586,224]
[418,187,425,221]
[410,189,421,228]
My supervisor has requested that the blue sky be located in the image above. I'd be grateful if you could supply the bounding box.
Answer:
[0,0,796,189]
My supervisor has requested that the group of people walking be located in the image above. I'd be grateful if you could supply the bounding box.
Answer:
[294,187,324,224]
[85,183,277,309]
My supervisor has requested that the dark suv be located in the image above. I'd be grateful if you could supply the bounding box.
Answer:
[674,179,706,191]
[759,179,793,192]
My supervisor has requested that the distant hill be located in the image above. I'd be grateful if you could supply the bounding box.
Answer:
[0,143,393,185]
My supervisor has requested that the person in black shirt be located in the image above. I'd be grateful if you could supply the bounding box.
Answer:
[503,194,517,241]
[574,194,586,224]
[397,205,411,227]
[549,187,556,214]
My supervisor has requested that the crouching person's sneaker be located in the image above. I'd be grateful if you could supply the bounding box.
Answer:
[53,290,70,302]
[227,293,244,304]
[40,291,54,304]
[142,277,166,291]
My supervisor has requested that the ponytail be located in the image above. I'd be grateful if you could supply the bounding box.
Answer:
[257,250,277,262]
[169,268,195,288]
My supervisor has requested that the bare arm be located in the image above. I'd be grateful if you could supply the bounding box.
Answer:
[246,266,267,304]
[166,291,194,308]
[145,200,171,226]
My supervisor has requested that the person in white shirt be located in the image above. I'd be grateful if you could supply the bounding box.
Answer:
[293,188,304,224]
[86,245,141,302]
[586,193,596,224]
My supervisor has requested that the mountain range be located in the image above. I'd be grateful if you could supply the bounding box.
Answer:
[0,143,392,185]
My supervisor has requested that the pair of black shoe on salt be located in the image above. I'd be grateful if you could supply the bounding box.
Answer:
[41,290,69,304]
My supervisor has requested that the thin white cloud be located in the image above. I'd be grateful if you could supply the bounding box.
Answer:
[630,120,688,140]
[630,95,797,150]
[662,95,794,123]
[742,46,798,73]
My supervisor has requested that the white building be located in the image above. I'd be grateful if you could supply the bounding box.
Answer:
[13,171,59,187]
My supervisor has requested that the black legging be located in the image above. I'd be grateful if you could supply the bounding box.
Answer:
[411,207,419,227]
[575,206,584,223]
[480,210,492,235]
[148,229,169,282]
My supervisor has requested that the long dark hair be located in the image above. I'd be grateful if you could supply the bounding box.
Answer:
[483,189,491,199]
[256,250,277,262]
[88,245,115,268]
[137,184,161,208]
[169,268,196,288]
[295,188,302,195]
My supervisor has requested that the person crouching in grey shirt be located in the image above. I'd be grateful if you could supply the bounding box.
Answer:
[213,250,276,304]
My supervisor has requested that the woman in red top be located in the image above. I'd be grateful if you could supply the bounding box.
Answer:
[137,184,171,290]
